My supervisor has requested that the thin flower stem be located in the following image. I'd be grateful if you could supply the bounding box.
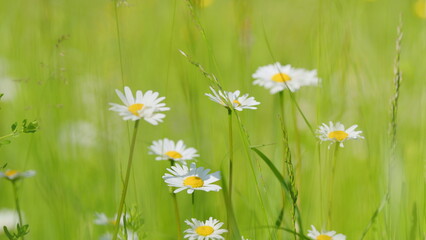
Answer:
[227,108,234,237]
[169,160,183,240]
[12,181,25,240]
[171,193,183,240]
[0,132,16,141]
[114,0,125,86]
[327,143,339,229]
[278,91,286,228]
[191,192,195,217]
[112,120,140,240]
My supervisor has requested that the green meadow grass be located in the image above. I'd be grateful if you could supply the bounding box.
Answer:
[0,0,425,239]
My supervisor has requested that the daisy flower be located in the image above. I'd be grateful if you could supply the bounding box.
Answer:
[0,169,36,181]
[94,213,130,226]
[252,62,320,94]
[205,87,260,111]
[162,163,221,194]
[307,225,346,240]
[0,209,19,234]
[317,121,364,147]
[109,86,170,125]
[184,217,227,240]
[149,138,199,162]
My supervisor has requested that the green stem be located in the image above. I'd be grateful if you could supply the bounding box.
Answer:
[278,91,286,232]
[12,181,25,240]
[114,0,125,85]
[169,160,183,240]
[0,133,14,141]
[327,143,339,228]
[112,120,140,240]
[191,192,195,217]
[227,109,234,237]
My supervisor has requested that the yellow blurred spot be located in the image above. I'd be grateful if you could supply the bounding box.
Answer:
[233,100,241,106]
[183,176,204,188]
[128,104,144,116]
[328,131,349,141]
[195,226,214,236]
[5,170,18,177]
[272,73,291,82]
[195,0,214,8]
[414,1,426,19]
[165,151,182,159]
[317,235,332,240]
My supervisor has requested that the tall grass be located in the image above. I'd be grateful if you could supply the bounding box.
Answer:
[0,0,424,239]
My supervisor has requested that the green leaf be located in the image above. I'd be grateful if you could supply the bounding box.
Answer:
[11,122,18,133]
[0,140,11,146]
[22,119,39,133]
[3,226,16,240]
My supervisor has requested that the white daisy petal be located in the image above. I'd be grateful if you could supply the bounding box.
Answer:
[149,138,199,162]
[162,163,221,194]
[307,225,346,240]
[205,87,260,111]
[252,62,320,94]
[184,217,227,240]
[316,121,364,148]
[109,86,170,125]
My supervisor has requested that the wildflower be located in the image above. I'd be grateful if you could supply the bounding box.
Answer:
[307,225,346,240]
[184,217,227,240]
[163,163,221,194]
[149,138,199,162]
[0,209,19,234]
[94,213,130,226]
[0,170,36,181]
[205,87,260,111]
[252,62,320,94]
[109,86,170,125]
[317,121,364,147]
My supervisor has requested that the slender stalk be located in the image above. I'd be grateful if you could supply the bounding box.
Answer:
[12,181,25,240]
[327,143,339,228]
[169,160,183,240]
[0,133,14,141]
[113,1,125,85]
[227,108,234,237]
[228,109,234,203]
[292,101,302,197]
[191,192,195,217]
[278,91,286,231]
[112,120,140,240]
[171,193,183,240]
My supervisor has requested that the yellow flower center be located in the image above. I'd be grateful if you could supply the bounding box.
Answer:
[195,226,214,236]
[109,220,117,226]
[5,170,18,177]
[165,151,183,159]
[233,100,241,106]
[183,176,204,188]
[271,73,291,82]
[328,131,349,141]
[317,235,332,240]
[128,103,144,116]
[415,1,426,19]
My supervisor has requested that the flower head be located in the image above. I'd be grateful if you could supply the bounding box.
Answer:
[252,62,320,94]
[0,169,36,181]
[163,163,221,194]
[317,121,364,147]
[184,217,227,240]
[149,138,199,162]
[0,209,19,234]
[205,87,260,111]
[94,213,130,226]
[307,225,346,240]
[109,86,170,125]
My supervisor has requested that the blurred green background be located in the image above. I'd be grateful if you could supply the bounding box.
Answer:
[0,0,425,239]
